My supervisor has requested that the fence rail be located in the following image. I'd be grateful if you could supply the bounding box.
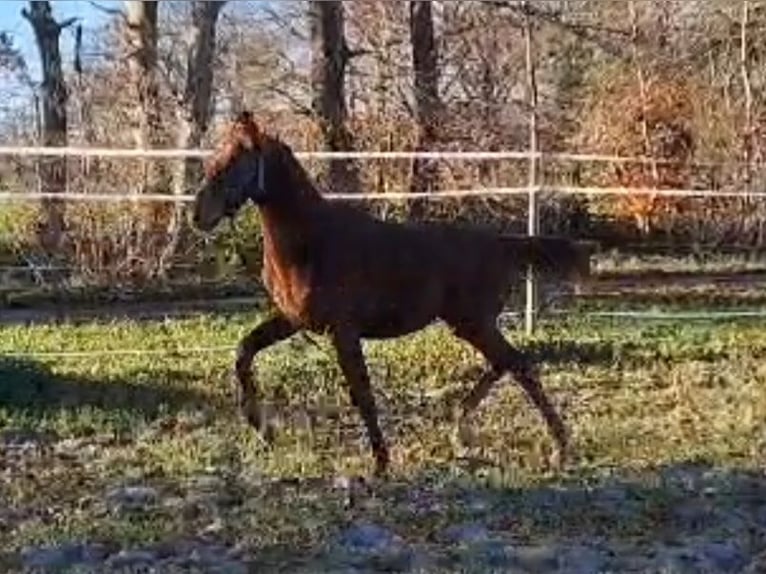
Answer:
[3,144,765,336]
[0,145,762,202]
[3,185,766,204]
[0,186,533,203]
[0,144,753,168]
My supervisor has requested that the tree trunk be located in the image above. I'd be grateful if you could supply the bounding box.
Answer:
[478,3,497,185]
[173,0,225,194]
[309,0,360,194]
[160,0,225,273]
[408,0,442,220]
[124,0,165,279]
[124,0,161,188]
[22,1,74,253]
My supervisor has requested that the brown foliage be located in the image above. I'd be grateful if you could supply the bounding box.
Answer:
[576,70,695,233]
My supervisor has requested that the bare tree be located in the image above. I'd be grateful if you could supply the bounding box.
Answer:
[172,0,226,193]
[740,0,755,180]
[0,31,32,84]
[124,0,161,190]
[22,0,76,253]
[309,0,360,193]
[160,0,226,272]
[408,0,442,218]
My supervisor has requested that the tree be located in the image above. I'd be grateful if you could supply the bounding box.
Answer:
[0,31,31,84]
[172,0,226,194]
[161,0,226,271]
[309,0,360,194]
[22,0,76,253]
[408,0,442,218]
[124,0,161,188]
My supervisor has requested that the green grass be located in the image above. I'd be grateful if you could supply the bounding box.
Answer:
[2,311,766,567]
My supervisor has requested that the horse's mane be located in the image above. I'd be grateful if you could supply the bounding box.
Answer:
[269,137,324,202]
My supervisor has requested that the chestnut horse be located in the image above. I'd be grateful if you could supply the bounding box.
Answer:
[192,112,593,477]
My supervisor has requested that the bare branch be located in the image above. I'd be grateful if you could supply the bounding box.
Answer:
[59,17,79,30]
[87,1,124,18]
[486,0,629,57]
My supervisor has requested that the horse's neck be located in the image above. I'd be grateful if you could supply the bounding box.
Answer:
[258,198,321,265]
[258,148,327,263]
[282,150,324,202]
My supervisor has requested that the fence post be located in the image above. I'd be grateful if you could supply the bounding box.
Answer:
[525,181,539,336]
[523,0,539,336]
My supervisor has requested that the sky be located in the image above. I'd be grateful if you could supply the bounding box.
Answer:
[0,1,279,89]
[0,0,120,87]
[0,0,289,125]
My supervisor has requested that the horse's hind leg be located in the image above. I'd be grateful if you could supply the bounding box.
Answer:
[235,314,297,437]
[331,328,390,478]
[449,319,569,468]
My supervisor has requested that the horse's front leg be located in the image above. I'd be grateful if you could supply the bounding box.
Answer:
[235,313,297,437]
[331,328,390,478]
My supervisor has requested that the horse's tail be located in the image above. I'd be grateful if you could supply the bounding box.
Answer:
[503,235,597,285]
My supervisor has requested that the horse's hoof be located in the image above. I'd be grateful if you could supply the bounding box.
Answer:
[334,474,376,508]
[240,397,277,444]
[373,462,388,480]
[452,415,479,448]
[547,445,569,472]
[448,418,475,464]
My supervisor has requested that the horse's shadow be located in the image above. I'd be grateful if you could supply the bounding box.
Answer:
[0,356,216,422]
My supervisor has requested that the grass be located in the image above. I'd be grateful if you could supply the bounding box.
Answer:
[2,310,766,569]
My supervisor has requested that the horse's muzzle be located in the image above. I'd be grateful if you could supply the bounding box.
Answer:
[190,202,216,233]
[191,203,205,231]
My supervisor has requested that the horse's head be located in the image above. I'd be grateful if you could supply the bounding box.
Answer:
[525,236,597,293]
[192,111,286,232]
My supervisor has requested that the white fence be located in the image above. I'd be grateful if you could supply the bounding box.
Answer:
[0,139,759,208]
[2,145,765,353]
[1,146,762,203]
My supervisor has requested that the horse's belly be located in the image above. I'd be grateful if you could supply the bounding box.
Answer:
[356,283,442,339]
[358,307,435,339]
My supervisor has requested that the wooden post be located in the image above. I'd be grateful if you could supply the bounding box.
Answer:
[523,0,539,336]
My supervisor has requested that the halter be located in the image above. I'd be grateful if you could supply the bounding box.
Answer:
[257,154,265,193]
[223,153,266,220]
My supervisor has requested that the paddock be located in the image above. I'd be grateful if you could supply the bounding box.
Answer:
[3,159,766,569]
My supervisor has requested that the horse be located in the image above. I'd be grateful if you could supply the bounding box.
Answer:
[192,111,594,477]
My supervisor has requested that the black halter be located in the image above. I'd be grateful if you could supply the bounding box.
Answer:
[223,153,266,218]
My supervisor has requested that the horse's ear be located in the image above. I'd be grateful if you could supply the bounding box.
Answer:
[234,110,253,125]
[233,110,261,150]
